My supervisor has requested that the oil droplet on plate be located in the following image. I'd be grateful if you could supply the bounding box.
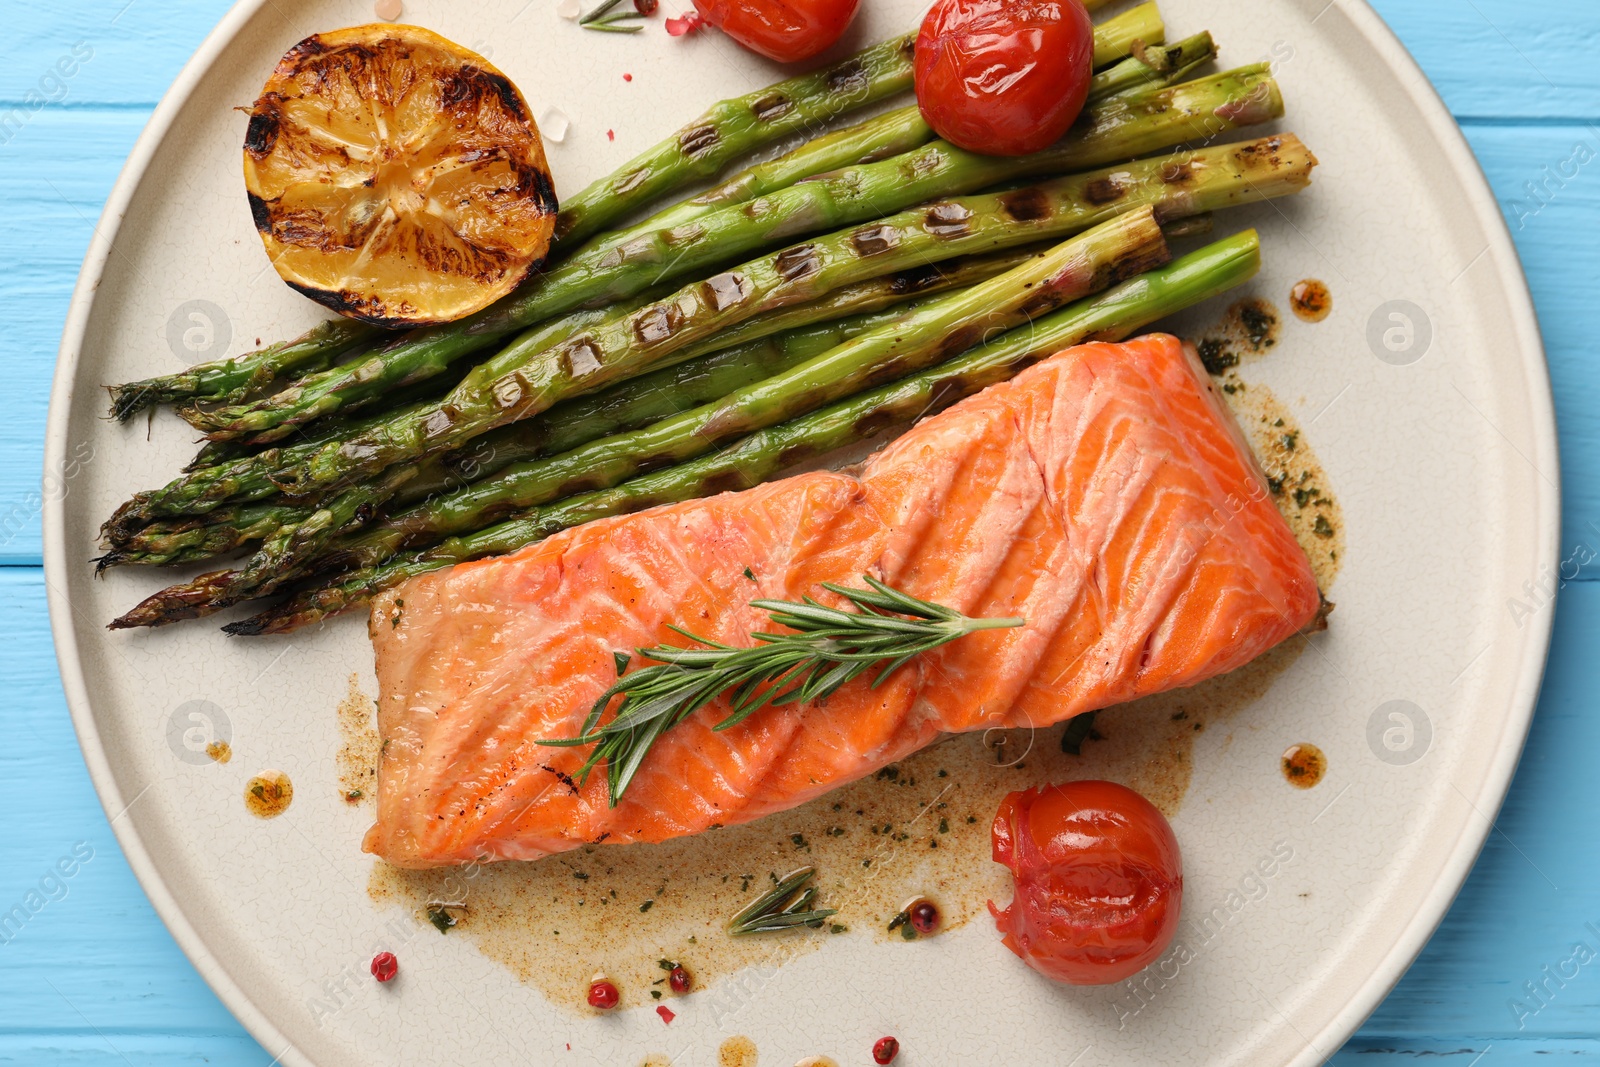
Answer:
[245,771,293,817]
[205,740,232,764]
[1281,744,1326,789]
[1290,279,1332,322]
[795,1058,838,1067]
[719,1035,758,1067]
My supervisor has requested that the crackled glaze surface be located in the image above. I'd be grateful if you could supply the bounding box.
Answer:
[42,1,1555,1065]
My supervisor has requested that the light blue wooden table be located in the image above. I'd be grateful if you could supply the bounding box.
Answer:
[1,2,1595,1062]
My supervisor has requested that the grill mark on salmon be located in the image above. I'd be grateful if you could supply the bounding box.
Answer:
[365,335,1322,868]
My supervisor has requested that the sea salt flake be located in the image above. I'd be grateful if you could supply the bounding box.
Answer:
[557,0,582,18]
[373,0,402,19]
[542,107,571,144]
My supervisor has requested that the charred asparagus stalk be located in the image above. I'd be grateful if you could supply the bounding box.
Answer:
[233,229,1263,635]
[286,219,1167,575]
[183,64,1270,444]
[104,250,1038,567]
[108,212,1166,627]
[1092,32,1216,100]
[106,33,921,421]
[240,70,1287,498]
[106,123,1300,549]
[554,33,919,248]
[107,319,379,422]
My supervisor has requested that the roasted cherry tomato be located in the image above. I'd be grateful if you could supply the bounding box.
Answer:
[989,779,1182,984]
[914,0,1095,156]
[691,0,861,63]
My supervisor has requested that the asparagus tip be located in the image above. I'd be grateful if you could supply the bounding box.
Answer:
[221,617,268,637]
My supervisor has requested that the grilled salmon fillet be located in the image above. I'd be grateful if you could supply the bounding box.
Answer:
[365,334,1321,868]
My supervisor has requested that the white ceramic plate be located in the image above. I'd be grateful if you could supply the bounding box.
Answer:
[46,2,1557,1065]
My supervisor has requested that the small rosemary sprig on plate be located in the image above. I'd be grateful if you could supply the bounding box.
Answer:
[729,866,836,936]
[579,0,644,32]
[539,575,1024,806]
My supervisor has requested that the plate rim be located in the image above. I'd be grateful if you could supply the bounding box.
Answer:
[41,3,1560,1065]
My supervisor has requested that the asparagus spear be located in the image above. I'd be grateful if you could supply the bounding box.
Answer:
[233,229,1262,635]
[110,119,1299,558]
[179,106,938,446]
[609,106,937,243]
[107,213,1166,628]
[104,250,1037,566]
[184,63,1260,445]
[261,69,1286,497]
[106,34,920,422]
[1092,32,1216,100]
[554,34,919,247]
[109,117,1295,549]
[1092,2,1163,68]
[281,215,1169,575]
[107,319,379,422]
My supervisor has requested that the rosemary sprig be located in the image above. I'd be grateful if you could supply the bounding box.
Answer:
[579,0,644,32]
[729,866,837,936]
[540,575,1024,805]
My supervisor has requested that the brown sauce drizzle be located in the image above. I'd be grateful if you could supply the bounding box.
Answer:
[719,1036,758,1067]
[1290,279,1332,322]
[1281,743,1327,788]
[337,673,379,805]
[244,771,293,818]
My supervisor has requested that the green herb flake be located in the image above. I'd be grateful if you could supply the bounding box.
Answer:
[427,906,457,934]
[640,899,654,913]
[1061,710,1098,756]
[1197,338,1237,374]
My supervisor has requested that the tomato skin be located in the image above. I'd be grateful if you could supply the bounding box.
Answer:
[692,0,861,64]
[914,0,1095,156]
[989,779,1182,984]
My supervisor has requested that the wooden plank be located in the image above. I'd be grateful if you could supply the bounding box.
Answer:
[1368,0,1600,119]
[0,0,1595,119]
[0,108,148,565]
[1463,123,1600,575]
[0,0,230,110]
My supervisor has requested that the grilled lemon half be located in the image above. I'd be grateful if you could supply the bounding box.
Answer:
[243,25,556,327]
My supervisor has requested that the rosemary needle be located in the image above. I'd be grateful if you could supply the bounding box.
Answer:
[539,575,1024,806]
[579,0,643,31]
[728,866,836,936]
